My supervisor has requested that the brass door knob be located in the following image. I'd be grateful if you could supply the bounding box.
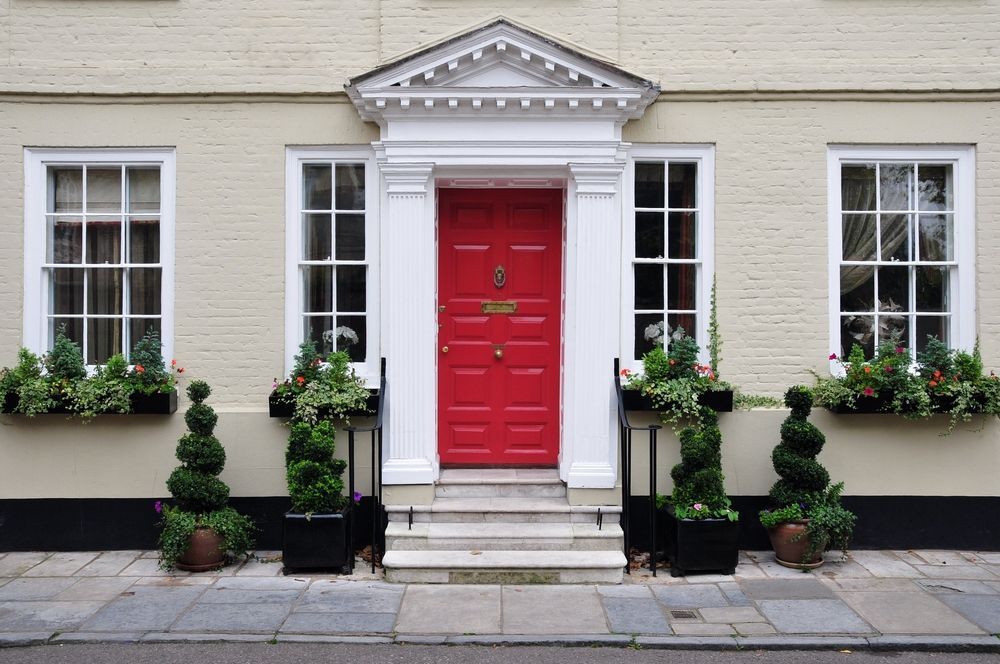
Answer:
[442,346,449,353]
[493,345,504,359]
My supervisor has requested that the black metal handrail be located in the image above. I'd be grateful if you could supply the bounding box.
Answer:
[345,357,387,575]
[614,358,662,576]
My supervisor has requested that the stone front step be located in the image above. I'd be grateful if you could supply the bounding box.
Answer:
[385,521,624,552]
[381,550,626,584]
[435,468,565,498]
[384,498,621,524]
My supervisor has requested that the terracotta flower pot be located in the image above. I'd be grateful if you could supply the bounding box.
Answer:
[767,519,824,569]
[175,527,225,572]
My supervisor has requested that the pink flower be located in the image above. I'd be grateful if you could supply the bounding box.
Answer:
[829,353,838,360]
[896,346,905,354]
[863,387,875,396]
[693,503,703,511]
[884,366,893,373]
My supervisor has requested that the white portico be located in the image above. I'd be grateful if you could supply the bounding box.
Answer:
[346,19,659,490]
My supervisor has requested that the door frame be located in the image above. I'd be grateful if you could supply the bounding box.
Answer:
[435,181,568,467]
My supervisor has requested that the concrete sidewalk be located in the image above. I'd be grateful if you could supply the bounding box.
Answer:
[0,549,998,652]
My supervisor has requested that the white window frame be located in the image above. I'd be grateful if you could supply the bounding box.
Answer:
[827,145,976,372]
[621,144,715,373]
[284,147,380,384]
[22,148,176,366]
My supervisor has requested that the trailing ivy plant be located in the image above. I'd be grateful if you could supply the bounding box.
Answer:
[158,381,255,570]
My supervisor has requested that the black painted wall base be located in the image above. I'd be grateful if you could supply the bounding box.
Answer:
[0,497,387,553]
[1,495,995,552]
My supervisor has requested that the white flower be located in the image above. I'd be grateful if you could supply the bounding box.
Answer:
[323,326,359,346]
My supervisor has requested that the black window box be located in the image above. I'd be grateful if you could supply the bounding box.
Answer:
[1,390,176,415]
[268,390,378,419]
[657,504,740,577]
[621,388,734,413]
[282,509,351,573]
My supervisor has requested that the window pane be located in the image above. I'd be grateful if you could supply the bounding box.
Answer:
[336,315,366,362]
[50,167,83,213]
[668,163,697,209]
[879,163,914,211]
[51,268,83,315]
[878,265,908,313]
[86,168,122,213]
[336,265,366,313]
[88,268,123,315]
[86,217,122,264]
[128,216,160,263]
[129,318,160,355]
[841,164,876,211]
[668,212,696,259]
[336,214,365,261]
[918,214,953,262]
[127,167,160,213]
[634,163,664,208]
[303,266,333,313]
[880,314,909,348]
[635,313,663,358]
[129,268,161,315]
[840,266,874,312]
[50,318,82,350]
[667,313,697,342]
[634,264,663,310]
[303,164,332,210]
[634,212,663,259]
[667,264,697,310]
[305,315,335,355]
[87,318,122,365]
[842,214,876,261]
[880,214,910,262]
[335,164,365,210]
[48,216,82,264]
[916,266,948,312]
[304,213,332,261]
[916,316,949,351]
[918,164,953,212]
[841,315,874,359]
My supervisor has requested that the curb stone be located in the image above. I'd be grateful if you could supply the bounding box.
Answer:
[51,632,144,644]
[734,636,869,650]
[140,633,276,643]
[0,633,52,647]
[636,636,738,650]
[445,634,633,647]
[275,634,394,645]
[867,635,1000,653]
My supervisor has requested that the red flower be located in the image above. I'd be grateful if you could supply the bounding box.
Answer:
[863,387,874,396]
[884,366,893,373]
[829,353,838,360]
[929,380,938,387]
[296,376,305,386]
[177,367,185,374]
[135,364,145,374]
[620,368,631,377]
[933,370,942,379]
[171,359,177,367]
[669,359,676,366]
[863,366,872,374]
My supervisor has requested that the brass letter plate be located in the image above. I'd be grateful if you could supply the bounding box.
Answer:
[481,300,518,314]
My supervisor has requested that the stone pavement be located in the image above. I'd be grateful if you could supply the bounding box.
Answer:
[0,549,998,652]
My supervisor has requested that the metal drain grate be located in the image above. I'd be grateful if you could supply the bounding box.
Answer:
[669,610,698,620]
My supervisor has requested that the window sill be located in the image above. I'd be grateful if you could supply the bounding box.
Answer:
[621,389,734,413]
[1,390,177,416]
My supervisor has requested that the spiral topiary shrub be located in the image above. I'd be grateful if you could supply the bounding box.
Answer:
[286,420,347,514]
[760,386,856,565]
[668,409,738,521]
[158,380,254,570]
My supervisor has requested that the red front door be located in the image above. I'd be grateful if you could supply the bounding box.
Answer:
[438,188,563,466]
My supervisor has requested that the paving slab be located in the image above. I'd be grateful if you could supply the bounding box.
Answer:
[829,578,921,592]
[0,577,78,601]
[683,574,734,584]
[718,582,751,606]
[233,559,284,577]
[849,550,923,578]
[0,553,50,577]
[21,552,98,577]
[297,580,403,613]
[815,560,874,579]
[757,599,873,634]
[280,611,397,634]
[913,564,996,580]
[118,558,174,577]
[733,622,776,635]
[916,579,998,595]
[596,584,653,598]
[837,590,983,634]
[699,606,765,623]
[650,584,729,608]
[740,578,836,600]
[53,576,136,601]
[0,579,8,589]
[913,551,979,566]
[196,587,302,604]
[935,594,1000,633]
[395,585,500,634]
[977,552,1000,565]
[756,560,817,578]
[671,622,735,635]
[134,576,216,586]
[171,601,291,633]
[75,552,142,577]
[81,585,205,631]
[213,576,310,591]
[0,600,105,631]
[501,586,608,635]
[601,596,671,634]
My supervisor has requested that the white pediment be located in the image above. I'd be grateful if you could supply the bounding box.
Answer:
[346,19,659,125]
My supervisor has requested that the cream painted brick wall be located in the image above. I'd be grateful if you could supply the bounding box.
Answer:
[1,1,998,93]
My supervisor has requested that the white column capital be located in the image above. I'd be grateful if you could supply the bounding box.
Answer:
[379,163,434,194]
[569,162,625,194]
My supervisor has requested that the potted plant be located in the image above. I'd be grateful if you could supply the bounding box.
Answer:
[282,420,352,572]
[658,408,740,576]
[128,331,181,414]
[158,380,255,571]
[759,386,856,569]
[269,342,373,421]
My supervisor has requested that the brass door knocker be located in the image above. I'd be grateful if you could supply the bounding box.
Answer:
[493,265,506,289]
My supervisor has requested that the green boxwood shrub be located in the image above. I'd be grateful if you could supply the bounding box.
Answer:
[666,409,738,521]
[286,420,348,514]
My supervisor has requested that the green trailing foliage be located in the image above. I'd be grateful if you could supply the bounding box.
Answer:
[285,420,348,514]
[159,380,254,570]
[667,409,738,521]
[760,386,855,562]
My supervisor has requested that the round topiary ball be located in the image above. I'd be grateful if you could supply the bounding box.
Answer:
[175,433,226,475]
[166,467,229,513]
[184,403,218,436]
[186,380,211,405]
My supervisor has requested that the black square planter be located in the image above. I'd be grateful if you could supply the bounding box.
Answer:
[830,394,892,414]
[658,505,740,577]
[621,389,734,413]
[282,510,351,573]
[268,390,379,419]
[130,390,178,414]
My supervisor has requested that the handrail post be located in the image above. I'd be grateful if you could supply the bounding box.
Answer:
[649,427,657,575]
[347,429,356,574]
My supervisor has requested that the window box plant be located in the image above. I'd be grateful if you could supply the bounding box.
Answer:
[759,386,856,569]
[269,342,372,422]
[656,409,740,576]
